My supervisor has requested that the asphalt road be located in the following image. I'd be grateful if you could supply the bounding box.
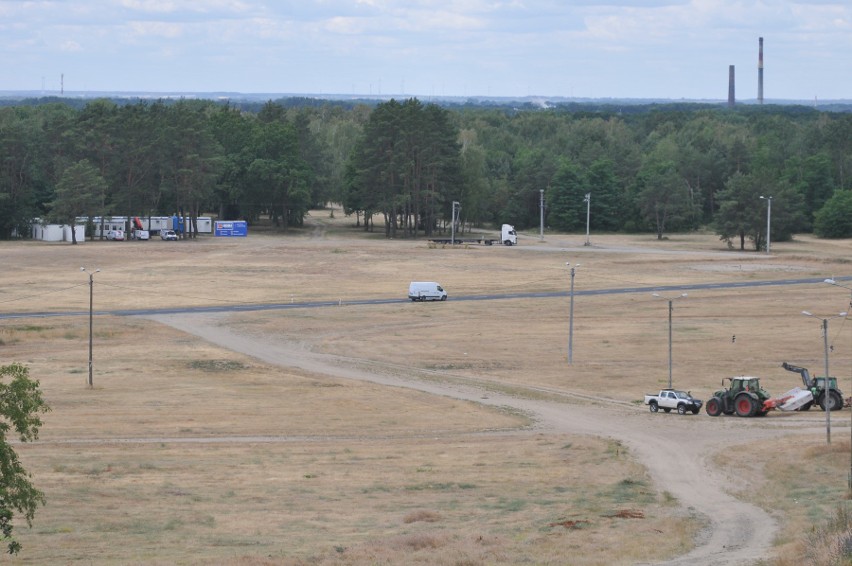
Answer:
[2,275,849,320]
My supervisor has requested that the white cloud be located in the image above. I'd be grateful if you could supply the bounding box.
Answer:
[60,40,83,52]
[126,20,184,39]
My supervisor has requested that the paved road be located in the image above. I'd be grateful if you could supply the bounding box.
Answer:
[2,275,849,320]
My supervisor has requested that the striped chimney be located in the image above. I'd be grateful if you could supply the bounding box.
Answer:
[728,65,735,108]
[758,37,764,104]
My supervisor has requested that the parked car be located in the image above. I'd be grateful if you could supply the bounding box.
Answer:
[644,389,702,415]
[132,230,150,241]
[160,229,178,241]
[105,229,125,241]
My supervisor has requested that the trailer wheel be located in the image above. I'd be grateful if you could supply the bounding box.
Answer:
[706,397,722,417]
[677,404,687,415]
[662,408,671,413]
[798,401,813,411]
[649,401,659,413]
[735,393,757,417]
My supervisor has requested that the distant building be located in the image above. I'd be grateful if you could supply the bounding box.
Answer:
[31,222,86,243]
[81,215,213,237]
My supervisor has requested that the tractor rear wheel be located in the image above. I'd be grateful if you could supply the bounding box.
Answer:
[706,397,723,417]
[824,391,844,411]
[735,393,757,417]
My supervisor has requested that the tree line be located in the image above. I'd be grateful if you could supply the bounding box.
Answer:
[1,97,851,248]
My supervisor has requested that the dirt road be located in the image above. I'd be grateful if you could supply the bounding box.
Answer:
[149,312,824,566]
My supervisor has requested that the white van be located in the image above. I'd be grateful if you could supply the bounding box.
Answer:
[408,282,447,301]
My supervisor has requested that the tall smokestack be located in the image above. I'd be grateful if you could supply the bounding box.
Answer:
[728,65,735,108]
[758,37,764,104]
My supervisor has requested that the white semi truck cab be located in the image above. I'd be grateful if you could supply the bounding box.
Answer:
[501,224,517,246]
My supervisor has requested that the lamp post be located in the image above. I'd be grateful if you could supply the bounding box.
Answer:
[759,195,772,254]
[802,309,847,446]
[81,267,99,388]
[540,189,545,241]
[583,193,591,246]
[451,201,460,245]
[824,278,852,485]
[652,293,688,389]
[567,263,579,365]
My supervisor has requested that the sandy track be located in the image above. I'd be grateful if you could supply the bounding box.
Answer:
[148,311,823,566]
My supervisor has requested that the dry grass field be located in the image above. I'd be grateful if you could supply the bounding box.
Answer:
[2,208,852,565]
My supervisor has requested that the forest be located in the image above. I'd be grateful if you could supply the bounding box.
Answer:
[1,96,852,249]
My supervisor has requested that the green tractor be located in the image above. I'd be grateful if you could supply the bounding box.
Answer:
[705,376,771,417]
[781,362,844,411]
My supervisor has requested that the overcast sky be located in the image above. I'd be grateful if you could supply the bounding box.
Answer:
[1,1,850,101]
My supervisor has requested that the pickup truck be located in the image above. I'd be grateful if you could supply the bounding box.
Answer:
[644,389,702,415]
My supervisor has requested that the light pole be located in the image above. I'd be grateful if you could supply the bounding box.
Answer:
[824,277,852,486]
[802,309,847,446]
[81,267,100,388]
[539,189,545,241]
[567,263,579,365]
[583,193,591,246]
[652,293,688,389]
[759,195,772,254]
[451,201,460,245]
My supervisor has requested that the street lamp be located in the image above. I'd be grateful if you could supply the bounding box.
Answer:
[759,195,772,254]
[583,193,591,246]
[540,189,545,241]
[652,292,688,389]
[802,309,847,446]
[567,263,580,365]
[824,278,852,485]
[81,267,100,388]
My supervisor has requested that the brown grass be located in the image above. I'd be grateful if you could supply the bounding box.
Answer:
[2,210,852,564]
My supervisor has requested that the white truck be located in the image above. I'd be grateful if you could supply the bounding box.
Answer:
[644,389,703,415]
[408,282,447,301]
[429,224,517,246]
[497,224,517,246]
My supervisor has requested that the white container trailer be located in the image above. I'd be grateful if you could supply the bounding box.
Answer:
[31,222,86,242]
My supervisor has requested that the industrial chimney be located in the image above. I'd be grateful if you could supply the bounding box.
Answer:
[758,37,764,104]
[728,65,735,108]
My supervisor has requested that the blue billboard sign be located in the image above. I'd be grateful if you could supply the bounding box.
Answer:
[214,220,248,237]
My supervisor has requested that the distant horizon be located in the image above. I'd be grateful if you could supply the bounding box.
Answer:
[2,89,849,107]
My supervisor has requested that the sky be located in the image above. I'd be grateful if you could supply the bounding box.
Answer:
[1,0,851,101]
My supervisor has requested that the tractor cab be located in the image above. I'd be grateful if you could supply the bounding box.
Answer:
[813,376,838,391]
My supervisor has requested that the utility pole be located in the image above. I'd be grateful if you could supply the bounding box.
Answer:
[81,267,99,388]
[584,193,591,246]
[451,201,460,245]
[567,263,579,364]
